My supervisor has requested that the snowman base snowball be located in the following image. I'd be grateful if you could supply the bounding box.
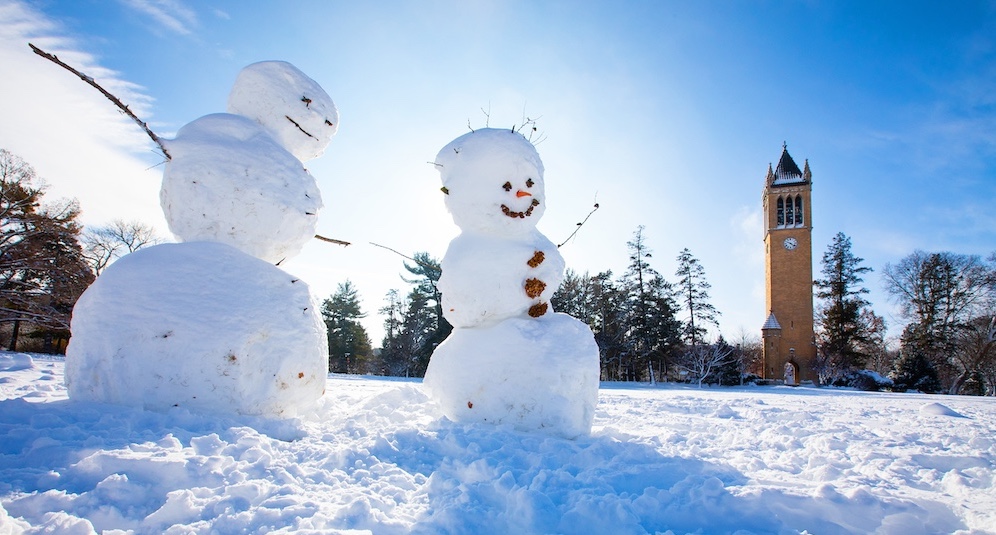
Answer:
[66,241,328,418]
[422,313,600,439]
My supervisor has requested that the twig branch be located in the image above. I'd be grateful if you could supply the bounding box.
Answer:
[28,43,171,160]
[370,242,436,271]
[557,197,600,248]
[315,234,350,246]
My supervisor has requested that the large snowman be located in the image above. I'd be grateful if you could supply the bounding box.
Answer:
[66,62,336,418]
[422,128,600,439]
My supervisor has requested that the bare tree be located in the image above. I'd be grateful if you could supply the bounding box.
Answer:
[730,327,763,383]
[680,341,734,388]
[883,250,996,390]
[81,219,162,275]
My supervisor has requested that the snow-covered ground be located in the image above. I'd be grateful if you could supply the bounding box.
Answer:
[1,351,994,534]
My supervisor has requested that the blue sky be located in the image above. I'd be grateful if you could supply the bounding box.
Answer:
[1,0,994,345]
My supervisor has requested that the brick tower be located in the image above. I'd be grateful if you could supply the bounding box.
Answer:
[761,143,815,384]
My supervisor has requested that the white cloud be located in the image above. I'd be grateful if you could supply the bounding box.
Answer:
[0,1,168,232]
[118,0,198,36]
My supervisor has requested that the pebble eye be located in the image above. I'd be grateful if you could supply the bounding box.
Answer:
[301,96,312,107]
[526,178,535,188]
[325,119,333,126]
[502,181,512,192]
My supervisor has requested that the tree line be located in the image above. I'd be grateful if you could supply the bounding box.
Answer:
[812,232,995,395]
[324,226,759,386]
[326,226,995,396]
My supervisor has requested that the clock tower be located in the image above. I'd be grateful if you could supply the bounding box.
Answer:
[761,143,815,384]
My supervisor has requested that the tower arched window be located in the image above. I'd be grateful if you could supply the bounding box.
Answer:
[794,195,803,226]
[776,197,784,227]
[785,196,794,227]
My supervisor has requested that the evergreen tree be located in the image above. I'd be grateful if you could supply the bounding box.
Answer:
[891,334,942,393]
[322,280,373,374]
[551,268,598,323]
[401,252,450,376]
[675,248,720,348]
[589,270,629,381]
[378,252,449,377]
[813,232,874,383]
[1,149,93,351]
[619,227,682,382]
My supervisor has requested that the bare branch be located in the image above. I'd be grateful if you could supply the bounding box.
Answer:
[28,43,171,160]
[557,198,601,248]
[315,234,351,246]
[370,242,436,271]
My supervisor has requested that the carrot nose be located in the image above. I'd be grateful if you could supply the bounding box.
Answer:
[516,190,532,198]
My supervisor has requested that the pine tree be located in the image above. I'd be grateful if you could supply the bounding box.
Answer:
[1,149,93,351]
[619,227,682,382]
[675,248,720,348]
[892,334,942,393]
[401,252,450,376]
[589,270,629,381]
[322,280,373,374]
[813,232,874,383]
[378,253,450,377]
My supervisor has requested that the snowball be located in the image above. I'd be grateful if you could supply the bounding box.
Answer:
[160,113,322,263]
[422,314,600,439]
[227,61,338,162]
[65,242,328,418]
[438,231,564,328]
[435,128,546,235]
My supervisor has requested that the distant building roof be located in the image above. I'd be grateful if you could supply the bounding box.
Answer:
[767,143,810,187]
[762,311,782,330]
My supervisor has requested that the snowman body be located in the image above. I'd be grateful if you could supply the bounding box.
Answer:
[439,229,563,328]
[67,62,336,418]
[422,128,599,438]
[160,113,322,264]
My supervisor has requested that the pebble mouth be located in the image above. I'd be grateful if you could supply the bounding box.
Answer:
[500,198,540,219]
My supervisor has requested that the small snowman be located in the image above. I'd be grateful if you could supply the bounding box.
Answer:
[66,62,337,418]
[422,128,600,439]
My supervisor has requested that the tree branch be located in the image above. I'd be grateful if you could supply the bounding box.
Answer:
[557,198,600,248]
[315,234,351,246]
[29,43,171,160]
[369,242,437,271]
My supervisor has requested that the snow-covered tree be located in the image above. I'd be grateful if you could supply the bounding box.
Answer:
[680,339,735,388]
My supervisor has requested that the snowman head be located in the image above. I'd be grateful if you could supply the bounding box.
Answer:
[435,128,546,235]
[227,61,338,162]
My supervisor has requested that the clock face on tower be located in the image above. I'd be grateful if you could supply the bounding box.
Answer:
[783,237,798,250]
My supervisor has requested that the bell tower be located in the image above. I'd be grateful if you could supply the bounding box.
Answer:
[761,143,815,384]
